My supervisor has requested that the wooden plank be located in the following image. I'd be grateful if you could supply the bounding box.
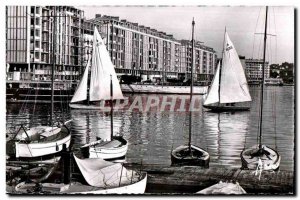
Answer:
[125,164,294,194]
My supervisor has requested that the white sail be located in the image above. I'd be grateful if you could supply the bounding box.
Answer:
[89,27,124,101]
[70,58,90,103]
[204,61,221,105]
[220,32,252,104]
[74,155,135,187]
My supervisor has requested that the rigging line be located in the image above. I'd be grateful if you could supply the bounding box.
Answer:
[267,11,273,66]
[252,7,262,59]
[272,7,278,64]
[257,31,263,63]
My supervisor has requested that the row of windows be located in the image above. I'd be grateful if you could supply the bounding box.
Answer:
[7,39,27,51]
[7,6,28,18]
[7,28,27,40]
[7,16,28,28]
[7,50,27,62]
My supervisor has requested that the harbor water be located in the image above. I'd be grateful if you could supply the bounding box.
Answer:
[6,86,294,172]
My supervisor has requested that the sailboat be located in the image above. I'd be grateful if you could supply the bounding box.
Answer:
[171,19,210,167]
[203,30,252,112]
[14,154,147,194]
[6,15,71,158]
[69,27,124,110]
[240,6,281,171]
[72,27,128,160]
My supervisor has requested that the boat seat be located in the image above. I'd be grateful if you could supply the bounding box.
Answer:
[93,140,122,148]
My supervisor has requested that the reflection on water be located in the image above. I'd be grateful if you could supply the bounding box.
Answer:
[6,86,294,171]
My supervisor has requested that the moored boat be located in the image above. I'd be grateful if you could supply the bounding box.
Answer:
[170,18,209,167]
[81,136,128,160]
[203,30,252,112]
[240,6,281,171]
[14,154,147,194]
[196,181,246,194]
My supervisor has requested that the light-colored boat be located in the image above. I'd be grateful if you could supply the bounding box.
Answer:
[69,27,124,109]
[14,124,71,158]
[15,155,147,194]
[71,27,128,160]
[240,7,281,171]
[203,30,252,112]
[81,136,128,160]
[197,181,246,194]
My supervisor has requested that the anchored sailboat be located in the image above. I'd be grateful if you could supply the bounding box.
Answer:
[203,30,252,112]
[240,6,281,171]
[69,27,124,109]
[72,27,128,160]
[171,19,210,167]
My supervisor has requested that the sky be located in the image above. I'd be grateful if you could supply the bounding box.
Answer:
[78,5,294,65]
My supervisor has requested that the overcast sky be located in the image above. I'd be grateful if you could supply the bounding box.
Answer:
[78,5,294,64]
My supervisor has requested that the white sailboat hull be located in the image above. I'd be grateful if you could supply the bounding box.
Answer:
[14,173,147,194]
[121,84,208,94]
[15,133,71,158]
[240,145,281,171]
[89,143,128,160]
[15,126,61,140]
[82,137,128,160]
[69,173,147,194]
[69,103,124,110]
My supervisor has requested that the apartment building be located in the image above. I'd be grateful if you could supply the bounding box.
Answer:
[6,7,217,87]
[245,58,270,84]
[6,6,84,89]
[82,15,217,83]
[179,40,217,83]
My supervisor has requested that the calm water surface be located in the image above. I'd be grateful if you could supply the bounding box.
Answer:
[6,86,294,171]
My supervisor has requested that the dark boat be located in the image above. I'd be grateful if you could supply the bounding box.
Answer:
[170,18,209,167]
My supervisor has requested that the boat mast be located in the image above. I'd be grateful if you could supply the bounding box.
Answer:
[51,9,56,127]
[188,18,195,153]
[259,6,268,150]
[218,27,226,105]
[110,75,114,141]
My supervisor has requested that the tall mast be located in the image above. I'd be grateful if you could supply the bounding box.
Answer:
[259,6,268,149]
[188,18,195,153]
[219,27,226,104]
[51,9,56,127]
[110,75,114,141]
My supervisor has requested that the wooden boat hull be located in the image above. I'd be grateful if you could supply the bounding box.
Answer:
[15,132,71,158]
[14,172,147,194]
[171,145,210,167]
[121,84,208,95]
[240,145,281,171]
[6,156,61,183]
[82,137,128,160]
[203,104,250,112]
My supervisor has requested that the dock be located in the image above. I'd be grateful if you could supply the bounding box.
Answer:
[124,163,294,194]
